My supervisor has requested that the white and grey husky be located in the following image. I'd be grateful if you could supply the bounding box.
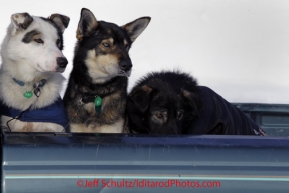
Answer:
[0,12,70,132]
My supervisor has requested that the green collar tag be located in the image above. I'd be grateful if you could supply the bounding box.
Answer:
[23,91,33,98]
[94,96,102,113]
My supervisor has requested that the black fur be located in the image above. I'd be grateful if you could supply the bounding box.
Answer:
[127,71,267,136]
[22,30,41,43]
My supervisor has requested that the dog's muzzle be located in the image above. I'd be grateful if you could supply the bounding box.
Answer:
[118,60,132,77]
[56,57,68,72]
[119,60,132,72]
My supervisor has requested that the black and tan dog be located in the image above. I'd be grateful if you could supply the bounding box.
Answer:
[63,8,150,133]
[127,71,267,136]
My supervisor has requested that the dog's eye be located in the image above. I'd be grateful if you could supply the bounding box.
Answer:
[177,110,184,120]
[156,112,164,119]
[34,39,44,44]
[56,39,60,45]
[103,43,110,48]
[152,110,168,123]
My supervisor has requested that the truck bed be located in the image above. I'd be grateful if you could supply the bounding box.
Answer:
[1,103,289,192]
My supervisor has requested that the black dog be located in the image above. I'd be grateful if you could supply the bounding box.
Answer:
[126,71,267,136]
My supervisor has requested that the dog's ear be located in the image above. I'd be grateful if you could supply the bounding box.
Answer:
[182,90,201,118]
[129,85,153,112]
[121,17,151,43]
[10,13,33,35]
[49,14,70,34]
[76,8,98,40]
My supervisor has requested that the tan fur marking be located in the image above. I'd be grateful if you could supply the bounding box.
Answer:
[130,85,152,98]
[142,85,152,93]
[101,92,122,120]
[33,34,42,40]
[108,38,114,44]
[83,103,96,115]
[76,33,82,41]
[86,50,119,67]
[96,55,118,66]
[22,122,34,132]
[70,118,124,133]
[183,90,191,98]
[85,50,120,83]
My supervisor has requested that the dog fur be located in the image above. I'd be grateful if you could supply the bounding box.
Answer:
[0,12,70,132]
[63,8,150,133]
[127,71,267,136]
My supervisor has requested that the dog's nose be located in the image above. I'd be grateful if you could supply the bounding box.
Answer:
[119,60,132,71]
[57,57,68,68]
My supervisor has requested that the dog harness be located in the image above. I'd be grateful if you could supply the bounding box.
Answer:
[0,97,68,129]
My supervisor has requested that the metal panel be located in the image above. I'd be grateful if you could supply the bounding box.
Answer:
[233,103,289,136]
[2,133,289,193]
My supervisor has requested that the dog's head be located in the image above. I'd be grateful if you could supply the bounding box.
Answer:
[74,8,151,84]
[1,12,70,73]
[127,84,201,134]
